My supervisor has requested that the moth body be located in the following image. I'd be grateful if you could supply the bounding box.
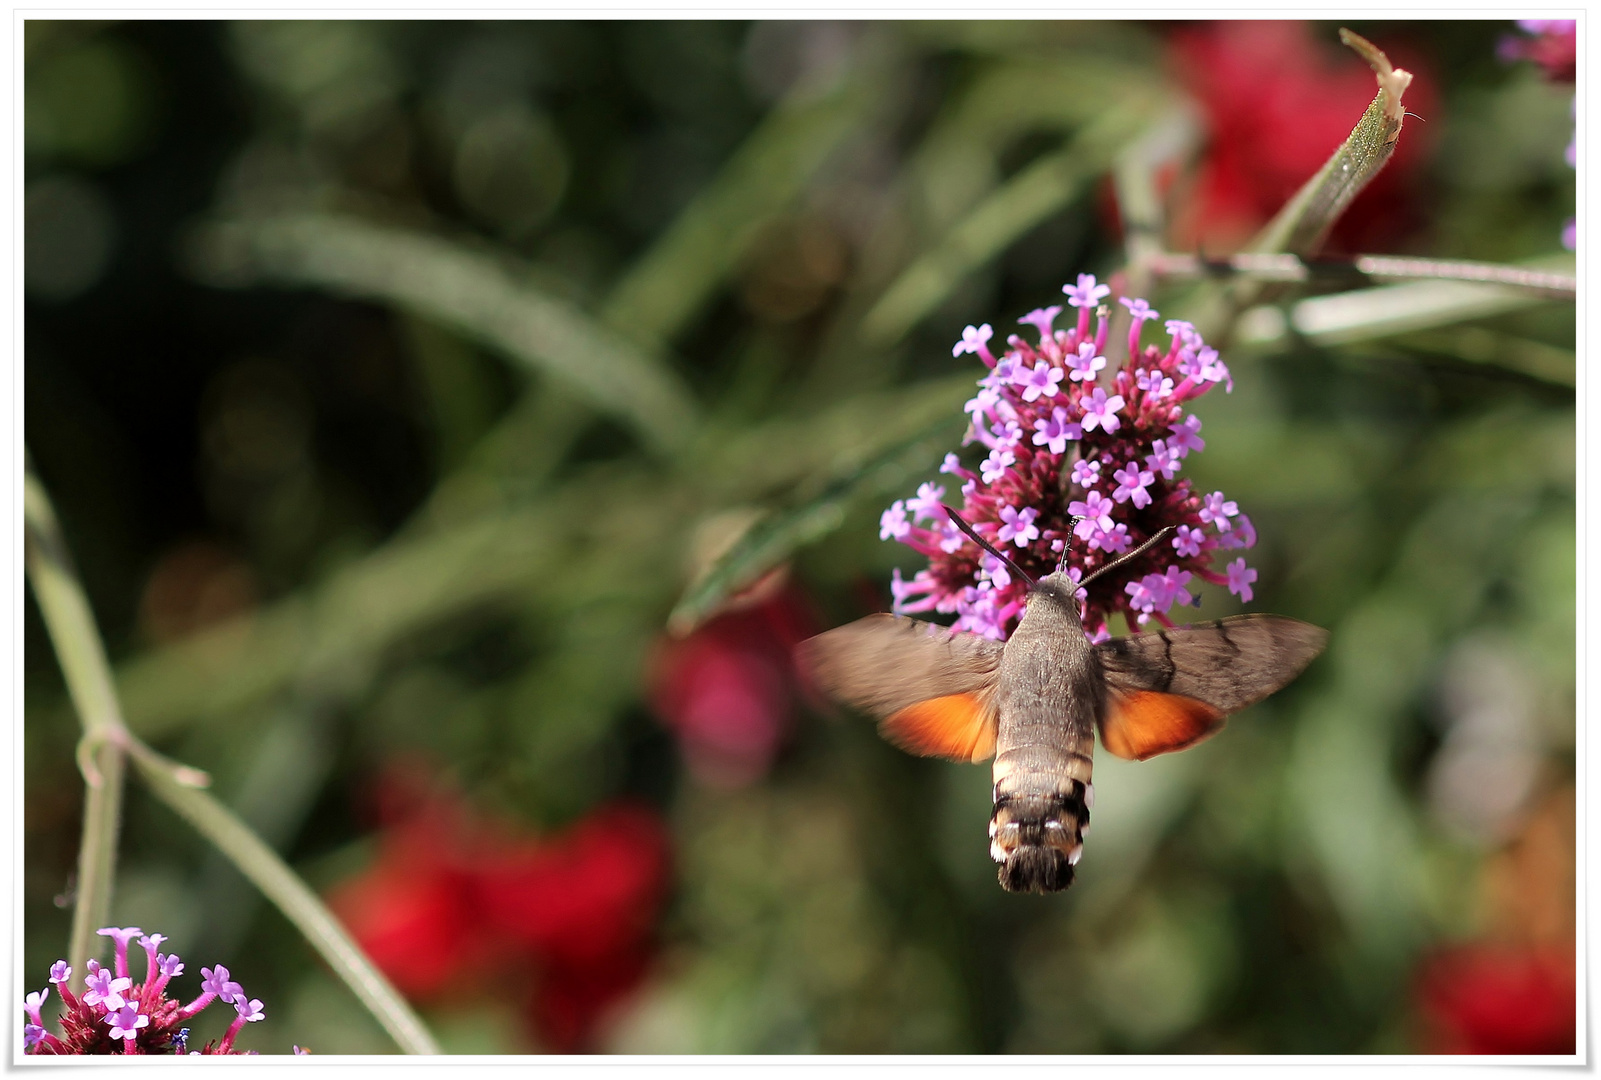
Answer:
[989,571,1101,893]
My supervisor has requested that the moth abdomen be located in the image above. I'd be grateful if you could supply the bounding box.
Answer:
[990,783,1089,894]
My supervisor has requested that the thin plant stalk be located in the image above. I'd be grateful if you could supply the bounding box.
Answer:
[23,464,126,991]
[23,460,441,1055]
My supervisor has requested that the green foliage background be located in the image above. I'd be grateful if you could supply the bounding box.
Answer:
[24,19,1574,1054]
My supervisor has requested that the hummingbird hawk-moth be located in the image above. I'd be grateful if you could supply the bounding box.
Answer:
[799,507,1327,894]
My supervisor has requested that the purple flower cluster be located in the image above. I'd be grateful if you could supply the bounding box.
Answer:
[883,274,1257,641]
[22,926,293,1055]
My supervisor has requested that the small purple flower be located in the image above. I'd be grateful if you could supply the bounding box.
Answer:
[1135,368,1174,397]
[106,1005,149,1041]
[1219,513,1258,550]
[83,969,132,1010]
[1168,414,1205,454]
[1226,558,1258,603]
[1065,342,1106,382]
[49,961,71,985]
[1172,524,1205,558]
[1070,457,1102,488]
[1068,491,1115,539]
[1091,522,1132,554]
[97,926,143,978]
[23,1023,44,1050]
[1079,388,1125,434]
[1120,296,1157,321]
[294,1046,310,1055]
[234,997,265,1023]
[24,990,48,1024]
[159,954,185,978]
[1018,305,1062,340]
[1032,407,1081,455]
[964,387,1000,418]
[201,965,244,1005]
[1062,273,1110,309]
[1201,351,1228,382]
[1131,566,1193,612]
[1200,491,1239,531]
[939,452,967,477]
[977,552,1013,590]
[879,501,911,541]
[935,519,965,554]
[980,447,1016,484]
[1165,319,1200,348]
[996,505,1040,548]
[1015,361,1064,402]
[1144,439,1182,479]
[953,323,995,361]
[906,482,946,522]
[1111,462,1155,509]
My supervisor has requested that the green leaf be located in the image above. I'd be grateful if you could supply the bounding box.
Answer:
[859,94,1165,348]
[1248,29,1414,257]
[599,40,895,348]
[669,404,966,635]
[184,212,699,454]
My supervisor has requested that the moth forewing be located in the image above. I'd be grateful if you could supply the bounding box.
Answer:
[1094,615,1329,761]
[796,613,1004,762]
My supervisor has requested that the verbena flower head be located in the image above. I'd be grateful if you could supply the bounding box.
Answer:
[884,275,1256,641]
[22,928,301,1055]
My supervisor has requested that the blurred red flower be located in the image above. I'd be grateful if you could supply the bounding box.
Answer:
[647,575,820,788]
[325,765,671,1052]
[1416,945,1575,1055]
[1413,783,1575,1055]
[1165,21,1436,255]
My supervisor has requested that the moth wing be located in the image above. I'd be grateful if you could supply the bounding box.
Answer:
[1094,614,1328,761]
[797,613,1005,763]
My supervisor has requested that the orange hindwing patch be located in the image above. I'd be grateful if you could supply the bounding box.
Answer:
[881,693,998,763]
[1100,689,1225,761]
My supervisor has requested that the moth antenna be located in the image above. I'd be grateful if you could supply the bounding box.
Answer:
[941,505,1037,587]
[1058,516,1085,574]
[1078,525,1176,589]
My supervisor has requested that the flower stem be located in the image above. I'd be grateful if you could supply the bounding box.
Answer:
[24,459,441,1056]
[23,461,128,992]
[129,754,441,1055]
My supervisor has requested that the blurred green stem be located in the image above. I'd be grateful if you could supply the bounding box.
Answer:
[130,753,441,1055]
[23,459,440,1056]
[24,461,129,991]
[1148,252,1576,298]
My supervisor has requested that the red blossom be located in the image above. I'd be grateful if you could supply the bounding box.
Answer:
[325,769,672,1051]
[1165,21,1435,254]
[647,580,820,787]
[1415,944,1575,1055]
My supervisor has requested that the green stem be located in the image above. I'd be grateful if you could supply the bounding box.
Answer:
[24,460,440,1055]
[1146,252,1576,299]
[128,748,441,1055]
[24,464,127,990]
